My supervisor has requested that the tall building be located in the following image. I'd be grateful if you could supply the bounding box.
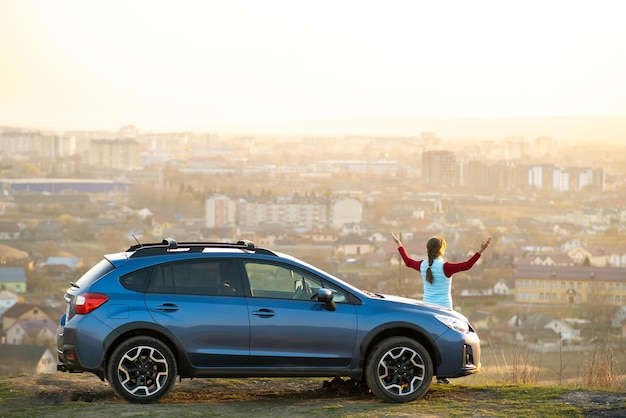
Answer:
[552,167,570,192]
[422,151,458,187]
[461,160,529,192]
[205,195,236,228]
[0,128,76,159]
[89,139,141,170]
[527,164,553,190]
[527,165,604,192]
[573,167,604,192]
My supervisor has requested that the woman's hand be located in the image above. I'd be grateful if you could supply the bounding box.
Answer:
[479,237,492,254]
[391,232,402,247]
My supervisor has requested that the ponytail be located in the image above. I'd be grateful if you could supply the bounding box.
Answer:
[425,235,446,285]
[426,257,435,284]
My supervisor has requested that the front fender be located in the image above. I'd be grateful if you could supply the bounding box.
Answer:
[358,321,441,370]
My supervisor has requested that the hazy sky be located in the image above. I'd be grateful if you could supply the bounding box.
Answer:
[1,0,626,134]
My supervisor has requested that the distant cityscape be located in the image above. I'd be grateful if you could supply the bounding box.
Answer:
[0,123,625,373]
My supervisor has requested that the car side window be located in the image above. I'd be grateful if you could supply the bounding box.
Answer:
[148,260,239,296]
[244,261,347,303]
[120,266,152,292]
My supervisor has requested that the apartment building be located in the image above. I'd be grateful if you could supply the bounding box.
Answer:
[205,195,237,228]
[89,138,141,170]
[527,164,604,192]
[237,198,330,229]
[422,150,458,187]
[206,196,362,230]
[515,264,626,305]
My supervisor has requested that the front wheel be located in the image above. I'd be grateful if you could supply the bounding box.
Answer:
[106,336,178,403]
[365,336,433,403]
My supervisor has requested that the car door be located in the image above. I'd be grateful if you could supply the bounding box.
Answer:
[244,260,358,368]
[145,259,250,367]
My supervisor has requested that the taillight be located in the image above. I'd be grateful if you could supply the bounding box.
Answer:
[75,293,109,314]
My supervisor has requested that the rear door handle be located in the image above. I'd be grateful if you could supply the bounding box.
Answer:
[155,303,179,312]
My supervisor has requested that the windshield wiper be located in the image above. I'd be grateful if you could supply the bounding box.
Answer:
[363,290,384,298]
[70,282,80,289]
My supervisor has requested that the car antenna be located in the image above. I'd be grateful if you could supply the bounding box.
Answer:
[133,235,142,247]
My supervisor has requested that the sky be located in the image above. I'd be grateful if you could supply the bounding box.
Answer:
[1,0,626,136]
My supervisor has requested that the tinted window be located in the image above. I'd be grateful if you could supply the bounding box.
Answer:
[148,260,239,296]
[120,266,152,292]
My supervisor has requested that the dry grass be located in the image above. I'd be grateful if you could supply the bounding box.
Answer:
[582,346,620,389]
[2,373,626,417]
[1,341,625,417]
[465,342,626,390]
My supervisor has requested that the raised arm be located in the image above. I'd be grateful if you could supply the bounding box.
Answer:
[478,237,492,254]
[391,232,402,247]
[443,236,492,276]
[392,232,423,270]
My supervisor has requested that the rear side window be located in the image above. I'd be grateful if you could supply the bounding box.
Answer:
[147,259,240,296]
[120,267,152,292]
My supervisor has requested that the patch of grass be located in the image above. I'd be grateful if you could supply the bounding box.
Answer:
[3,375,625,417]
[0,379,25,403]
[0,379,37,418]
[400,385,580,418]
[503,343,541,385]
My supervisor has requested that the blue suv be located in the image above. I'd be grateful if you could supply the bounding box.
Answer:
[57,239,481,403]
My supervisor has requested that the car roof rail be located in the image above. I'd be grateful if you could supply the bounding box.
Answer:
[125,238,277,258]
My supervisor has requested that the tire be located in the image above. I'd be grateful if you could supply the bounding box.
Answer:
[365,336,433,403]
[106,336,178,403]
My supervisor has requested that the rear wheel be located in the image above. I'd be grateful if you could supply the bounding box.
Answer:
[106,336,177,403]
[365,336,433,403]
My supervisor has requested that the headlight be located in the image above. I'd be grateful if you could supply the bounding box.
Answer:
[435,314,470,333]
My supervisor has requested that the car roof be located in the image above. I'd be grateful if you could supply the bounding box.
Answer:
[103,238,370,299]
[124,238,276,257]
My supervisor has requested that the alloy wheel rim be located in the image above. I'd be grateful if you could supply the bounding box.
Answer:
[377,346,425,396]
[116,345,169,397]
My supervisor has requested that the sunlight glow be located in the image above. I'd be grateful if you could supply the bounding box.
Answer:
[1,0,625,133]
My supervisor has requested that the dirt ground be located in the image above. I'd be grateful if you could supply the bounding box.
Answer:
[2,373,626,417]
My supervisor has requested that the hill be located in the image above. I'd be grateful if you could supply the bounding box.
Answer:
[1,373,625,417]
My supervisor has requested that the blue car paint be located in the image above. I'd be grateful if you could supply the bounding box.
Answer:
[57,240,481,400]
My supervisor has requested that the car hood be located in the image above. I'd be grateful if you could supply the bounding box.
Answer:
[376,293,471,322]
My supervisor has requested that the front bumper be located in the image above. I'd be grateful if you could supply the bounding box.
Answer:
[435,330,481,378]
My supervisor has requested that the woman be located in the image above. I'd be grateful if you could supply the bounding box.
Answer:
[391,232,492,310]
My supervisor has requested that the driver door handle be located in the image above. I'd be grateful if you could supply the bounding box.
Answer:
[252,308,275,318]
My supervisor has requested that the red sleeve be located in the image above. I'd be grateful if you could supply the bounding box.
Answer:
[443,252,481,277]
[398,246,423,270]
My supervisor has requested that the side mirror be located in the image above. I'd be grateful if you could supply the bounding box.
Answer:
[317,288,336,311]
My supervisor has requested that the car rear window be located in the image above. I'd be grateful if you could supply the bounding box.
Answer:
[73,259,115,288]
